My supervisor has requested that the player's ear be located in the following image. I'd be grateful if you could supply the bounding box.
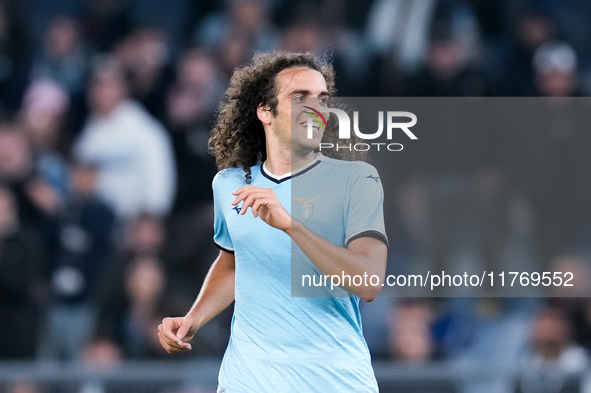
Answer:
[257,104,273,125]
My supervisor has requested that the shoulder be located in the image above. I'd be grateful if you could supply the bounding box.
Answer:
[212,166,258,190]
[319,157,383,194]
[321,156,379,177]
[213,167,244,185]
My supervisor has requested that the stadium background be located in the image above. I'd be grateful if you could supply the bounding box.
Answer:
[1,0,591,392]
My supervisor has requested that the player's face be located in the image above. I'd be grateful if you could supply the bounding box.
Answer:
[271,67,329,155]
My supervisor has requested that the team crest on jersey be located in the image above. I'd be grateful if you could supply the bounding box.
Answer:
[292,196,324,220]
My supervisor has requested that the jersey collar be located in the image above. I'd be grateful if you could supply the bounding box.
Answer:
[261,153,324,184]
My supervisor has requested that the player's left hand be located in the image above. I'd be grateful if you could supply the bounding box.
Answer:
[232,186,291,232]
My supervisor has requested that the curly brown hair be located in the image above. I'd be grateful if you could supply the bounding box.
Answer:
[209,50,365,183]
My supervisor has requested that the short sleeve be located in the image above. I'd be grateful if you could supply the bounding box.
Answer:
[344,163,388,247]
[213,174,235,253]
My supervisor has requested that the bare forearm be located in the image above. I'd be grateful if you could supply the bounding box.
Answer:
[288,220,387,299]
[186,251,235,329]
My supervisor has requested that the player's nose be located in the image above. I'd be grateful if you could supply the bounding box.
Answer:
[306,96,324,112]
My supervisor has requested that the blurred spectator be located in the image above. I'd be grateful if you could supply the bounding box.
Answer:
[546,254,591,353]
[166,49,222,132]
[515,6,557,57]
[542,0,591,70]
[80,0,133,52]
[4,380,43,393]
[129,0,192,46]
[388,300,437,363]
[276,0,346,56]
[366,0,480,74]
[405,20,494,96]
[0,112,73,245]
[0,124,33,185]
[533,41,581,97]
[0,123,54,227]
[529,307,580,364]
[382,99,507,279]
[162,47,221,303]
[275,0,372,35]
[30,15,89,98]
[98,210,228,358]
[80,336,123,393]
[102,210,214,322]
[214,33,253,79]
[165,48,221,211]
[547,253,591,298]
[97,254,170,358]
[360,297,396,360]
[37,161,115,361]
[501,97,591,266]
[0,185,47,359]
[279,20,327,61]
[73,60,176,220]
[122,212,167,257]
[164,200,219,303]
[366,0,438,72]
[82,335,122,367]
[96,213,167,326]
[196,0,278,54]
[19,79,72,199]
[494,6,557,96]
[122,255,169,357]
[113,26,173,119]
[516,305,589,393]
[277,8,370,96]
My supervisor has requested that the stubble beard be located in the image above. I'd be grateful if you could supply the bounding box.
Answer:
[272,116,318,161]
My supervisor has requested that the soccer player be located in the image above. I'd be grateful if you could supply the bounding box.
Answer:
[158,51,388,392]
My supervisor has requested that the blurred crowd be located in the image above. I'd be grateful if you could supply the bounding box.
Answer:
[1,0,591,389]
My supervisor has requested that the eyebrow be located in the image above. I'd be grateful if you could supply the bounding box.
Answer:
[288,89,330,96]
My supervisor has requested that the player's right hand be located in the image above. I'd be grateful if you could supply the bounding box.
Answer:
[158,316,197,354]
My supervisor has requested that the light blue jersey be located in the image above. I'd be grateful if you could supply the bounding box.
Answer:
[213,154,387,393]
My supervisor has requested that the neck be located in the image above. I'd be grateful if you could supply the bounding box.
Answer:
[96,99,126,118]
[264,146,317,177]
